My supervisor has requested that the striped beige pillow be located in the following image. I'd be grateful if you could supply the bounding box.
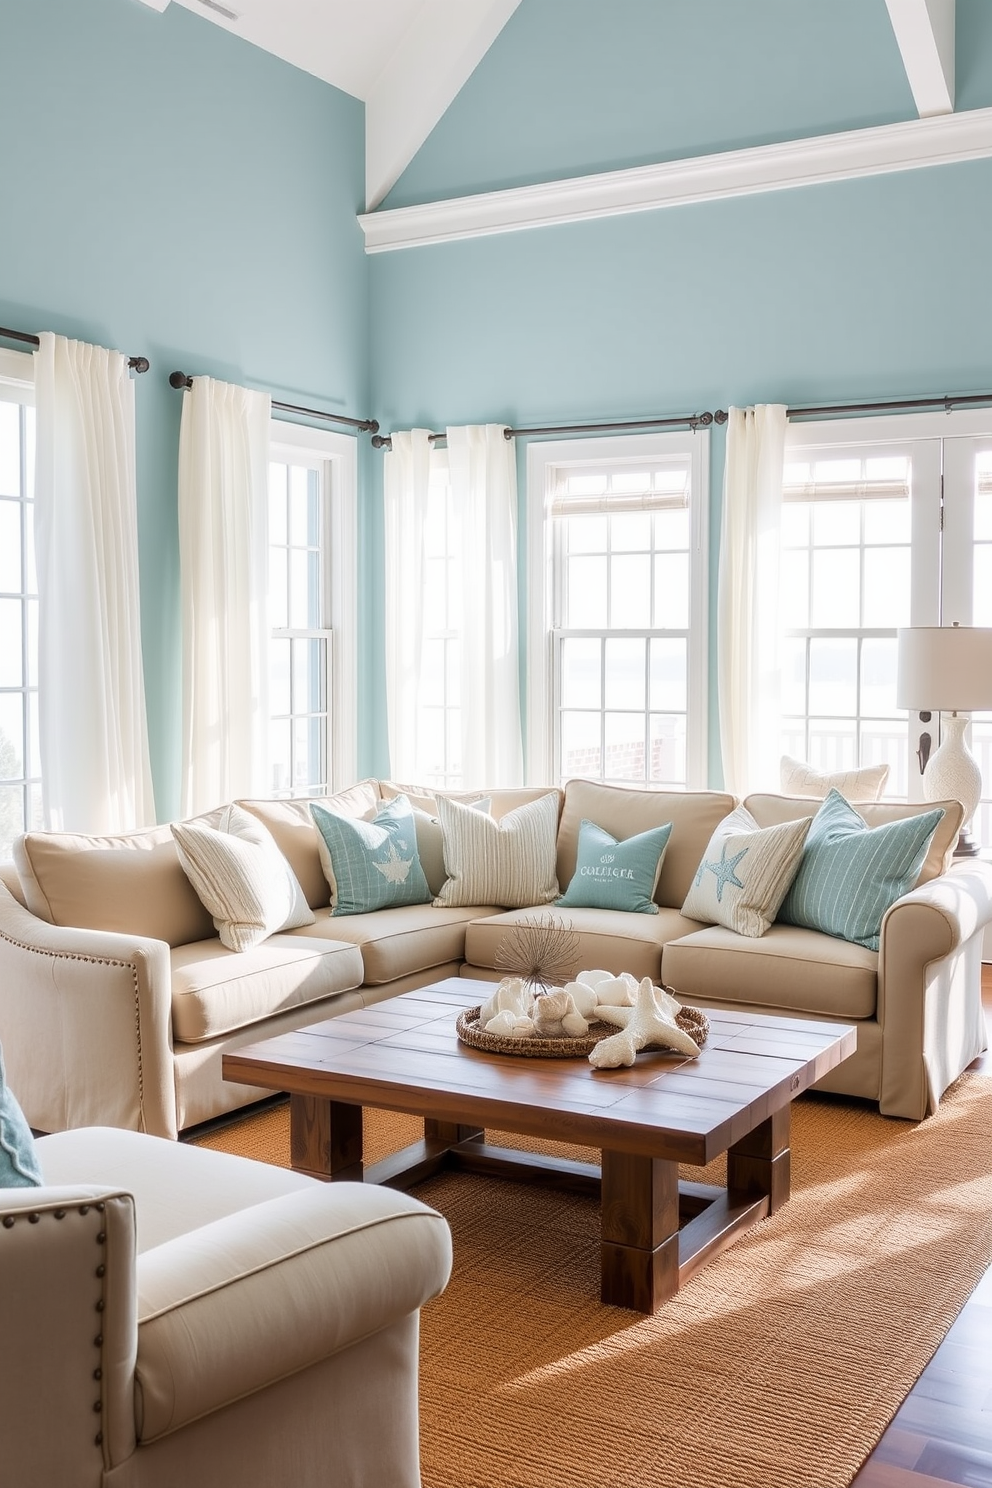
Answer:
[433,792,560,909]
[171,804,315,952]
[681,806,812,938]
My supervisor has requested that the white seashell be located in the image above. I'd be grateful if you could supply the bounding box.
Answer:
[562,980,599,1018]
[576,969,613,990]
[593,976,636,1007]
[479,976,533,1026]
[561,1009,590,1037]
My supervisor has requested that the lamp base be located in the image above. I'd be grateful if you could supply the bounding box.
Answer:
[922,713,982,852]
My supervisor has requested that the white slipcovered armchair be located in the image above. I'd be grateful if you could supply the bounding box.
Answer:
[1,1126,452,1488]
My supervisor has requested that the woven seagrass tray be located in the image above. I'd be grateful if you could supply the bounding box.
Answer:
[455,1001,709,1059]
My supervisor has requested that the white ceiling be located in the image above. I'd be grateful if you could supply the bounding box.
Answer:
[137,0,955,211]
[138,0,522,207]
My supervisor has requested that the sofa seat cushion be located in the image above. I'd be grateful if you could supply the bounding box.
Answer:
[662,924,878,1020]
[297,904,502,986]
[464,905,705,986]
[170,935,364,1043]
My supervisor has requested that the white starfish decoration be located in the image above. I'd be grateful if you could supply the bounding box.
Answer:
[589,977,701,1068]
[374,843,413,884]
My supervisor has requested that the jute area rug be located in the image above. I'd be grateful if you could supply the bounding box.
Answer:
[192,1076,992,1488]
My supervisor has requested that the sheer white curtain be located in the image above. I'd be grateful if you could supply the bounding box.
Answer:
[178,376,271,816]
[382,423,523,788]
[446,424,523,785]
[33,333,155,833]
[383,429,431,782]
[717,404,787,796]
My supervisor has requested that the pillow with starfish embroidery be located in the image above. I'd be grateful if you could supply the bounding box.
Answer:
[680,806,812,938]
[311,794,432,915]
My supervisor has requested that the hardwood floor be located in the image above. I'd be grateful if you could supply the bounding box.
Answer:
[851,968,992,1488]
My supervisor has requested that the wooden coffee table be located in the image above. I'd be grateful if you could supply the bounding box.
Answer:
[223,977,856,1313]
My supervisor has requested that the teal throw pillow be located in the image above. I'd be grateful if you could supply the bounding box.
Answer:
[557,818,673,915]
[311,795,432,916]
[0,1043,43,1188]
[777,788,945,951]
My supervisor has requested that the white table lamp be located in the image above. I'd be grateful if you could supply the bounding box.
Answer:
[896,625,992,855]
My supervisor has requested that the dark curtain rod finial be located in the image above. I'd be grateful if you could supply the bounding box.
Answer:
[169,370,193,389]
[129,356,150,375]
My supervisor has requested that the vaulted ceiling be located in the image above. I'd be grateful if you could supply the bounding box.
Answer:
[134,0,956,211]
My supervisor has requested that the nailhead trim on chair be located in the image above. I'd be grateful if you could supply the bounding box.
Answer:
[0,1199,110,1454]
[0,927,146,1130]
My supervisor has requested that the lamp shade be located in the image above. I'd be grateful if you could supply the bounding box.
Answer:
[896,626,992,712]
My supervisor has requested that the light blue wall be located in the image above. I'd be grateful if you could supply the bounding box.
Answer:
[367,0,992,785]
[0,0,367,819]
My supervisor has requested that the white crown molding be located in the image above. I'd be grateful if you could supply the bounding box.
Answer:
[885,0,955,117]
[359,104,992,254]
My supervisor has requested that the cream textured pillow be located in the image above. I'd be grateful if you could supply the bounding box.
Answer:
[171,804,315,952]
[681,806,812,938]
[433,792,559,909]
[779,754,890,803]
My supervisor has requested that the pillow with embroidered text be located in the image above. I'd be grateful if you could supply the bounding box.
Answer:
[777,788,944,950]
[557,818,672,914]
[681,806,811,937]
[311,794,431,915]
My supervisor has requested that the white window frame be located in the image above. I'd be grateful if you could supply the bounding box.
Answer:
[0,347,36,856]
[526,431,710,787]
[268,421,357,792]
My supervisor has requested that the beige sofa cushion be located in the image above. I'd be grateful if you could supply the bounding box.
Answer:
[743,793,964,885]
[379,781,562,823]
[662,923,878,1020]
[13,823,216,947]
[464,905,703,986]
[556,781,736,910]
[170,934,364,1043]
[238,781,383,910]
[298,903,501,986]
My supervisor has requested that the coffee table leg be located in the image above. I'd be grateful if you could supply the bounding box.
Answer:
[424,1119,483,1145]
[726,1105,791,1213]
[290,1094,363,1181]
[600,1150,680,1312]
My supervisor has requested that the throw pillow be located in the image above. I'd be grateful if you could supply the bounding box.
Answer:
[0,1043,43,1188]
[556,819,673,915]
[171,804,315,953]
[777,788,945,951]
[780,754,890,803]
[311,794,432,915]
[681,806,812,938]
[412,798,491,898]
[432,792,560,909]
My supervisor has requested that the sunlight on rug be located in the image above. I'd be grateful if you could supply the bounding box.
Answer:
[192,1076,992,1488]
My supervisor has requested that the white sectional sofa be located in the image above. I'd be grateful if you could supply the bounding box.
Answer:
[1,776,989,1135]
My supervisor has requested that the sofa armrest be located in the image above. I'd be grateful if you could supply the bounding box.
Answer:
[876,859,992,1119]
[0,1184,138,1484]
[0,882,177,1138]
[134,1183,453,1442]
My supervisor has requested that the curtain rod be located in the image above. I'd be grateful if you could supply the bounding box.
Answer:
[786,390,992,420]
[0,324,149,374]
[168,371,379,435]
[370,409,728,451]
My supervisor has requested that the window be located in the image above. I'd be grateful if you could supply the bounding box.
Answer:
[0,350,37,858]
[267,425,356,797]
[528,433,709,787]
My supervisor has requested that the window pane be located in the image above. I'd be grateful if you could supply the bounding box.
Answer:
[0,599,22,687]
[560,711,601,778]
[654,508,689,549]
[419,639,446,707]
[604,712,645,781]
[975,486,992,542]
[560,638,601,709]
[0,405,18,497]
[268,463,287,545]
[861,638,899,718]
[269,720,291,794]
[653,553,689,628]
[611,472,651,496]
[864,722,908,799]
[417,708,446,780]
[649,714,686,784]
[781,553,810,629]
[563,513,607,554]
[0,783,24,859]
[812,500,860,545]
[27,692,39,777]
[293,637,324,713]
[862,549,910,628]
[289,550,310,628]
[610,554,650,627]
[0,695,23,777]
[292,717,311,789]
[565,555,608,627]
[424,557,449,632]
[649,638,686,711]
[811,550,860,627]
[807,720,858,772]
[975,546,992,627]
[808,638,857,717]
[25,599,37,687]
[288,466,312,546]
[781,503,809,545]
[781,637,807,717]
[604,638,645,710]
[864,497,910,545]
[269,550,288,630]
[0,502,20,592]
[609,512,651,550]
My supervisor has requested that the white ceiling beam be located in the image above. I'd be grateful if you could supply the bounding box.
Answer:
[364,0,522,212]
[885,0,955,117]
